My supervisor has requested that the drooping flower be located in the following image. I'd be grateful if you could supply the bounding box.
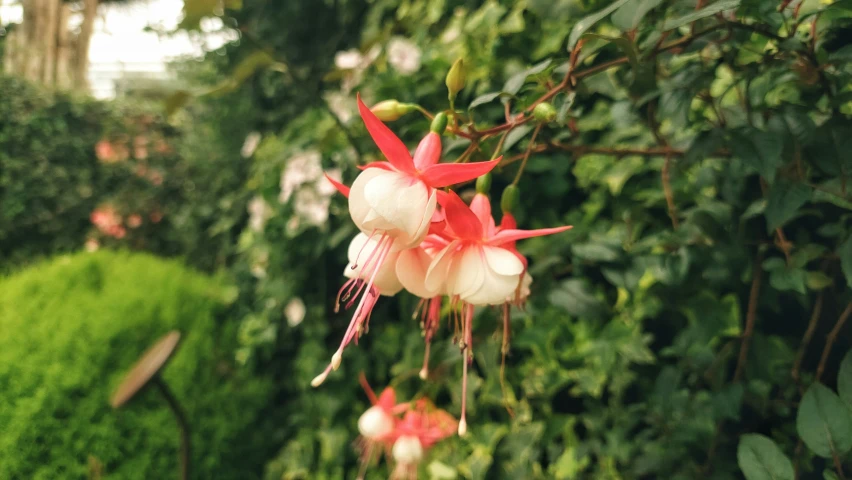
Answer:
[354,375,404,479]
[387,399,457,480]
[423,191,571,434]
[313,96,501,385]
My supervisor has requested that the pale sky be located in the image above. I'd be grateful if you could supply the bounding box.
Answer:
[1,0,234,98]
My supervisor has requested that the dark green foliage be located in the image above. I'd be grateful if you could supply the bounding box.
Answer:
[199,0,852,478]
[0,75,250,273]
[0,251,274,479]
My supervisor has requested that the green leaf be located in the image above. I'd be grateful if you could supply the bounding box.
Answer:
[840,236,852,289]
[764,182,811,232]
[164,90,193,117]
[611,0,663,31]
[501,60,552,101]
[737,434,795,480]
[469,92,503,109]
[806,271,834,290]
[663,0,740,30]
[839,350,852,407]
[567,0,635,50]
[729,129,784,182]
[572,243,620,262]
[796,383,852,458]
[502,124,534,152]
[584,33,640,68]
[549,279,608,318]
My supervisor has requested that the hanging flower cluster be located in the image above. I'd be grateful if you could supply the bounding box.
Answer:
[312,93,570,440]
[355,376,457,480]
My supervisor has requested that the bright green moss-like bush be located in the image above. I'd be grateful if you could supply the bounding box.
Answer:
[0,251,274,479]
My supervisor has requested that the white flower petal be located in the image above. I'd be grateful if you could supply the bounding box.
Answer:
[482,246,524,276]
[396,247,438,298]
[343,233,403,295]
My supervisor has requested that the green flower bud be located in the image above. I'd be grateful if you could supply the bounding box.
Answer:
[533,102,557,124]
[445,58,466,102]
[501,185,520,214]
[475,173,492,195]
[430,112,448,135]
[370,100,417,122]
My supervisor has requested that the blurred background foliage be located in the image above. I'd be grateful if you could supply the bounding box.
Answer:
[2,0,852,478]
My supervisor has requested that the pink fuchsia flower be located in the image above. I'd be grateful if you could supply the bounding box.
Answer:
[314,98,500,386]
[345,94,500,250]
[424,192,571,434]
[387,399,457,480]
[354,375,405,480]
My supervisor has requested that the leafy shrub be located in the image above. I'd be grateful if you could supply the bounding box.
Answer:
[140,0,852,478]
[0,75,250,273]
[0,251,274,479]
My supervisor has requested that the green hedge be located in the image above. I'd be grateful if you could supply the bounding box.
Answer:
[0,74,251,273]
[0,251,273,479]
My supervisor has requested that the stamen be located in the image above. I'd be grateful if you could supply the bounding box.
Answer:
[351,229,380,270]
[311,364,332,387]
[459,303,474,436]
[332,237,393,370]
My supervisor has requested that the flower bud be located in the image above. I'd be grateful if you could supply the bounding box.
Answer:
[533,102,557,123]
[501,185,520,214]
[445,58,466,102]
[370,100,417,122]
[475,173,492,195]
[430,112,448,135]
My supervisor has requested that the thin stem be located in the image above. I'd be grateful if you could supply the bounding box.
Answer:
[815,302,852,383]
[152,376,191,480]
[662,154,679,229]
[792,292,825,385]
[491,127,513,160]
[734,252,764,383]
[512,123,542,185]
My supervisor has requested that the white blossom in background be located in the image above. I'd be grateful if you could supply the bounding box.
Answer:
[323,91,355,124]
[334,49,364,70]
[318,168,343,197]
[285,297,306,327]
[294,188,332,226]
[279,150,323,204]
[387,37,421,75]
[247,196,272,233]
[241,132,262,158]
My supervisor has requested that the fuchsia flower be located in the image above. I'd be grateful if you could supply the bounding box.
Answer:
[355,376,456,480]
[313,95,500,386]
[422,192,571,434]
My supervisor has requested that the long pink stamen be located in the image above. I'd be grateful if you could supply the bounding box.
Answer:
[332,236,393,370]
[351,230,379,270]
[458,303,473,436]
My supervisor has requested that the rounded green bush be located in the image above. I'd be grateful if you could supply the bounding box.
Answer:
[0,251,274,479]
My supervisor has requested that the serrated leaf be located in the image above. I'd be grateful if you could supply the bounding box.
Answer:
[840,350,852,407]
[796,383,852,458]
[840,236,852,289]
[611,0,663,31]
[663,0,740,30]
[765,182,811,232]
[469,92,502,109]
[567,0,635,50]
[737,434,795,480]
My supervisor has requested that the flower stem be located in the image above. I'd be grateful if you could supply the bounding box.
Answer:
[511,123,542,186]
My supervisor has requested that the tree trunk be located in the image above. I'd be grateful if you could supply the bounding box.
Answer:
[2,0,100,92]
[72,0,99,90]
